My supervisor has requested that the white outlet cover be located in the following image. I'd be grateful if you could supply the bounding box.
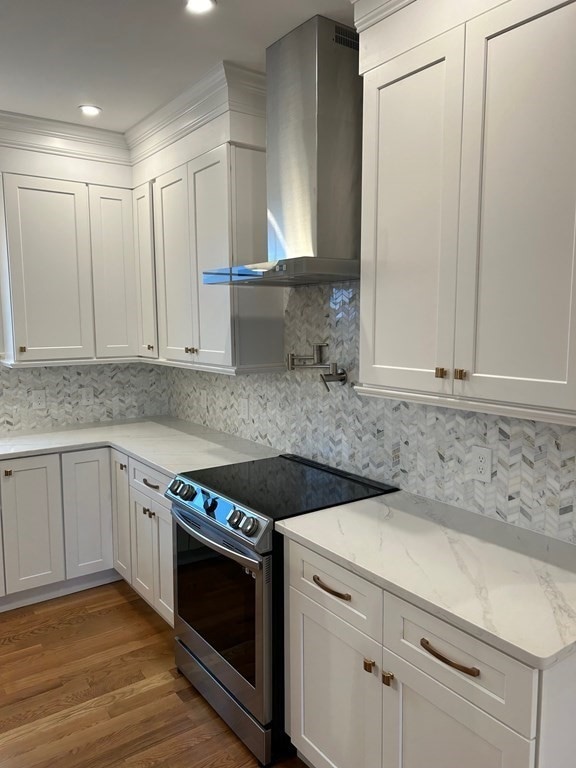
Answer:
[31,389,46,409]
[239,397,249,420]
[471,446,492,483]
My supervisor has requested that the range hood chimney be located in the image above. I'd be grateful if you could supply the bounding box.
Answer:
[203,15,362,287]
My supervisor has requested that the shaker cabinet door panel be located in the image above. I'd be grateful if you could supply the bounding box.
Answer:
[0,454,65,593]
[130,489,156,603]
[381,648,535,768]
[188,145,233,368]
[90,186,138,358]
[133,183,158,359]
[359,29,465,393]
[455,0,576,409]
[154,165,196,363]
[153,501,174,626]
[111,449,131,582]
[62,449,113,579]
[3,175,95,361]
[289,587,382,768]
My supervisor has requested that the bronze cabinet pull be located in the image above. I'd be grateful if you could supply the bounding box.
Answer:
[454,368,468,380]
[312,574,352,601]
[147,510,156,519]
[420,638,480,677]
[363,658,376,673]
[143,478,160,490]
[143,507,150,515]
[382,671,395,686]
[434,367,447,379]
[4,470,12,477]
[147,344,154,350]
[119,463,126,471]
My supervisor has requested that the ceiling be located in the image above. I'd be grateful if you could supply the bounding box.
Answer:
[0,0,354,133]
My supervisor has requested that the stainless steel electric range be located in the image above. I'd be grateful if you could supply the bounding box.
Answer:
[165,454,398,766]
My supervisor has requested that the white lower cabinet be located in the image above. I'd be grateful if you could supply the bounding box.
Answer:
[111,449,131,581]
[381,647,533,768]
[0,454,65,593]
[62,449,113,579]
[288,542,540,768]
[289,587,383,768]
[129,486,174,625]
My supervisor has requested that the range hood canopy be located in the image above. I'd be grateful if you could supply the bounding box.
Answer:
[203,15,362,287]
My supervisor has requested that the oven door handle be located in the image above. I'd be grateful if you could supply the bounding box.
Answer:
[171,507,263,571]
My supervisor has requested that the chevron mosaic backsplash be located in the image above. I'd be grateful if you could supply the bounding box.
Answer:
[0,363,169,432]
[166,282,576,545]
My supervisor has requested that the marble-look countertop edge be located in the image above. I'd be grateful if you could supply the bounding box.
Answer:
[276,522,574,670]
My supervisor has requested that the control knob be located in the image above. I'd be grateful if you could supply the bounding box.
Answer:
[203,496,219,516]
[169,479,183,495]
[226,508,245,529]
[179,484,197,501]
[240,516,260,537]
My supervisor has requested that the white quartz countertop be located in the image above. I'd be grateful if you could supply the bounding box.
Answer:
[277,491,576,669]
[0,418,278,476]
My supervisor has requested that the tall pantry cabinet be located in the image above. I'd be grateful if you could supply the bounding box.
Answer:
[356,0,576,419]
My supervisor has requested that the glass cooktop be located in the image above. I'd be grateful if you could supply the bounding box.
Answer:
[179,453,398,521]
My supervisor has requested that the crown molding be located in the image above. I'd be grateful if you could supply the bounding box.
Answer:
[126,62,266,165]
[0,110,130,165]
[350,0,417,32]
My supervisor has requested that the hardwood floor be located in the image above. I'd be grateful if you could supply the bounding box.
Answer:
[0,581,305,768]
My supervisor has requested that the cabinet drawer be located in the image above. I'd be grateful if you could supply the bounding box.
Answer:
[383,593,538,738]
[288,542,382,642]
[128,459,172,507]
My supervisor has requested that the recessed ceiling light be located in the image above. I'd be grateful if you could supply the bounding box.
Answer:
[185,0,216,14]
[79,105,102,117]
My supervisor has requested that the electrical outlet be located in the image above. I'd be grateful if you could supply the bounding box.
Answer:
[81,387,94,406]
[199,390,207,411]
[239,397,249,421]
[471,446,492,483]
[31,389,46,410]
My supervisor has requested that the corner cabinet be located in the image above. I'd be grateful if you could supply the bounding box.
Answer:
[358,0,576,419]
[154,144,284,373]
[133,183,158,359]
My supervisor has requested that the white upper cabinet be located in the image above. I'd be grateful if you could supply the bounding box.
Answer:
[454,0,576,409]
[133,182,158,359]
[358,0,576,419]
[359,28,464,393]
[154,144,284,372]
[154,164,197,363]
[188,145,233,368]
[89,186,139,359]
[3,175,95,361]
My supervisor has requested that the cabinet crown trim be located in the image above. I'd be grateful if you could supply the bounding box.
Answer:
[0,111,130,165]
[125,62,266,164]
[351,0,417,32]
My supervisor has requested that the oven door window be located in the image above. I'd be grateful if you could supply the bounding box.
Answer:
[176,525,257,687]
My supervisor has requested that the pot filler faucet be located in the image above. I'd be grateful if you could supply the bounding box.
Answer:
[286,343,348,391]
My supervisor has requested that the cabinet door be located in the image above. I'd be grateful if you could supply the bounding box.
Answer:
[154,165,196,363]
[0,454,64,593]
[381,648,534,768]
[130,488,155,603]
[111,449,131,582]
[188,145,233,367]
[153,500,174,625]
[133,183,158,359]
[289,588,382,768]
[359,29,464,393]
[62,449,113,579]
[90,186,138,358]
[455,0,576,409]
[3,175,95,361]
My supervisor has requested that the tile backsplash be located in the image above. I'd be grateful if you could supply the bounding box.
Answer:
[1,284,574,545]
[166,282,576,545]
[0,363,169,431]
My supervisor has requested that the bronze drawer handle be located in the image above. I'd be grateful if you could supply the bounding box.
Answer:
[143,478,160,490]
[420,638,480,677]
[312,574,352,601]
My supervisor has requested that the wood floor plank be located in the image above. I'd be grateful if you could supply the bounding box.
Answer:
[0,582,305,768]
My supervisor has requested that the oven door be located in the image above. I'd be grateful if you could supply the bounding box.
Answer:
[171,505,272,725]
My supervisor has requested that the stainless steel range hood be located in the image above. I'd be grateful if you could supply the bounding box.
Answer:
[203,15,362,287]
